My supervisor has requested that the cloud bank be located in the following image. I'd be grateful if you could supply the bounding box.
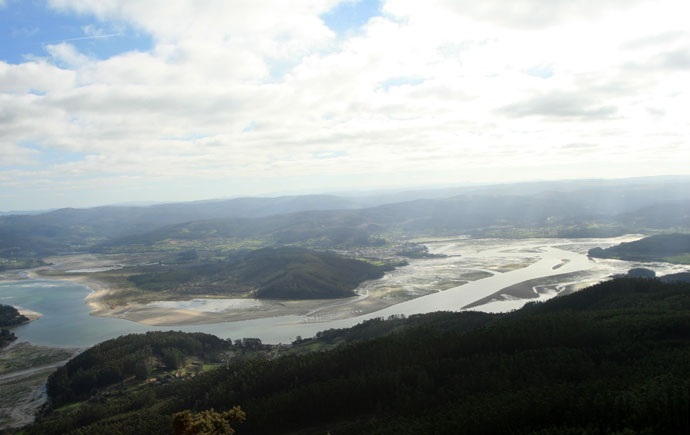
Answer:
[1,0,689,208]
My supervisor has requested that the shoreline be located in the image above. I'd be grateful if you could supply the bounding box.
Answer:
[18,309,42,323]
[7,251,420,327]
[25,270,114,316]
[21,269,403,327]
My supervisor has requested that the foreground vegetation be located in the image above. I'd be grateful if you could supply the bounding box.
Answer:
[47,331,229,407]
[26,278,690,434]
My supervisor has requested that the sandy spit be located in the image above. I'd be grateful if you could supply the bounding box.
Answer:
[20,270,396,327]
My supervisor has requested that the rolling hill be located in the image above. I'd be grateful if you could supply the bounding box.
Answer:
[124,247,394,300]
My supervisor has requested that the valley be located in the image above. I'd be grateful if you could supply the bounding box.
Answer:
[1,180,690,433]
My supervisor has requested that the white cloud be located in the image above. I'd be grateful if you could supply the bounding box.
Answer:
[0,60,76,93]
[384,0,649,30]
[81,24,105,36]
[498,91,618,120]
[1,0,689,207]
[0,143,38,166]
[45,43,91,67]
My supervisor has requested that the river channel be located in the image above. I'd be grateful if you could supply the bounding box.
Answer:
[2,236,688,347]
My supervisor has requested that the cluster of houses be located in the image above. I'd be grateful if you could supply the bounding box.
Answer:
[142,338,291,385]
[146,361,203,384]
[147,370,198,384]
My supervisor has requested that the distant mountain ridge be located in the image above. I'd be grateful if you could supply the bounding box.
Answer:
[102,195,690,252]
[0,194,369,257]
[2,178,690,259]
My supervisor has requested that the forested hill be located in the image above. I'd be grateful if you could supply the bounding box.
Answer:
[0,304,29,327]
[47,331,227,407]
[29,277,690,434]
[589,233,690,264]
[125,247,394,300]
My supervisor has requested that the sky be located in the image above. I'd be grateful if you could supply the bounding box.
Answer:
[1,0,689,210]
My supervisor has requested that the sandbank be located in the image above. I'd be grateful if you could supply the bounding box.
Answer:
[17,309,42,323]
[463,270,591,310]
[23,268,404,327]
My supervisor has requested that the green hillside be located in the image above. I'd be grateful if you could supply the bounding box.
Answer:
[589,233,690,264]
[28,278,690,434]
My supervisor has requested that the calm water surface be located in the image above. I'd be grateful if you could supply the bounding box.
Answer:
[0,280,320,347]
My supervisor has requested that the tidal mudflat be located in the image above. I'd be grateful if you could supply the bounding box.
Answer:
[3,235,689,349]
[0,342,78,429]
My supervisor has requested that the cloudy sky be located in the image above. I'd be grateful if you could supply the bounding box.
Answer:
[1,0,689,210]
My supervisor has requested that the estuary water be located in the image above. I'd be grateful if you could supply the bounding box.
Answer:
[0,280,314,347]
[3,236,685,348]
